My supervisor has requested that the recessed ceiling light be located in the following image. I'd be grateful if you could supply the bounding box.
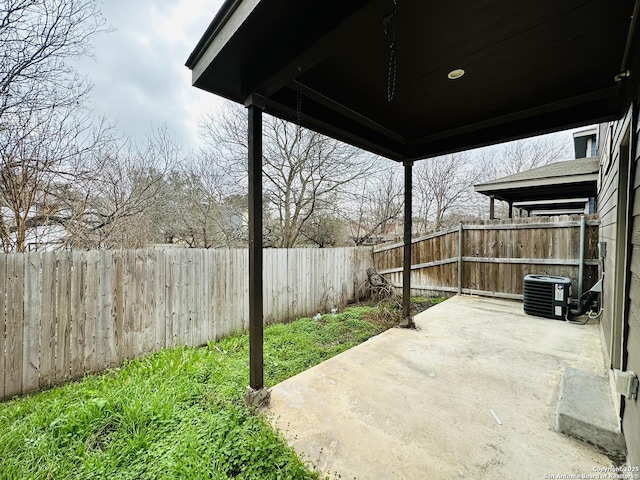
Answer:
[447,69,465,80]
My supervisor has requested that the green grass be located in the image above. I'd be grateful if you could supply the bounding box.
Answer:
[410,296,447,304]
[424,296,447,305]
[0,306,388,480]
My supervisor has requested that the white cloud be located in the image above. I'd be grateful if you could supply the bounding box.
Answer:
[77,0,225,149]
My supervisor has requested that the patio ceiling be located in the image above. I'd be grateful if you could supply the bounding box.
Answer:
[186,0,640,161]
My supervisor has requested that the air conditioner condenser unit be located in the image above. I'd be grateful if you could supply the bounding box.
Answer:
[523,274,572,320]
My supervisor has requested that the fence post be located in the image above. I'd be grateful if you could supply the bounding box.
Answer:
[458,223,463,294]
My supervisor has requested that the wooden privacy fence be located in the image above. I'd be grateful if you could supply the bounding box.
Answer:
[374,215,600,299]
[0,247,371,400]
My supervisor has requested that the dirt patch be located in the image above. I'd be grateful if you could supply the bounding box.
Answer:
[361,296,449,327]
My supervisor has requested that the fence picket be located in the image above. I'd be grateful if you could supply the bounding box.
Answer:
[111,251,124,366]
[122,250,135,360]
[176,249,188,346]
[0,255,5,399]
[84,251,99,373]
[70,251,86,378]
[154,249,166,351]
[39,253,57,387]
[0,255,9,399]
[161,250,172,348]
[133,250,146,355]
[55,252,72,382]
[99,251,113,369]
[5,255,24,398]
[23,253,41,393]
[143,249,156,354]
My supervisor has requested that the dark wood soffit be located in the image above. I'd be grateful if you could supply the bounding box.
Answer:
[188,0,640,162]
[477,181,598,204]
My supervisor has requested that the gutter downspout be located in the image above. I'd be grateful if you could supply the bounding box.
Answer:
[578,215,586,301]
[458,223,463,295]
[619,0,639,76]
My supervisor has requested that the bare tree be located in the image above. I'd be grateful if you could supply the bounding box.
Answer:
[345,169,404,245]
[411,133,572,231]
[414,153,482,231]
[161,158,248,249]
[1,0,104,120]
[0,0,106,251]
[199,104,375,248]
[0,105,110,251]
[471,133,571,219]
[299,209,346,248]
[64,128,179,249]
[476,134,569,181]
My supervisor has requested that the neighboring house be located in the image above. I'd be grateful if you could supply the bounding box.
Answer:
[0,197,70,252]
[474,158,599,218]
[574,126,599,159]
[474,131,600,218]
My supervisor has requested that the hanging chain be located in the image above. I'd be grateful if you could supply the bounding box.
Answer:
[296,66,303,142]
[386,0,398,102]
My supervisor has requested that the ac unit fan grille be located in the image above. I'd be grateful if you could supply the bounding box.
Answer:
[523,275,570,320]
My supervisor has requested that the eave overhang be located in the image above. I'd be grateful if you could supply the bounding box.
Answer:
[474,158,599,203]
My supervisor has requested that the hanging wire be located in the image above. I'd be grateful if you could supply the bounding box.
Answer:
[386,0,398,102]
[296,66,303,142]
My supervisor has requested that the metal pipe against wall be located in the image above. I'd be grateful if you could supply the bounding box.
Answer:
[458,223,463,294]
[619,0,639,74]
[578,214,586,300]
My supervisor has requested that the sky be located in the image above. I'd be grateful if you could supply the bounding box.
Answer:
[78,0,226,150]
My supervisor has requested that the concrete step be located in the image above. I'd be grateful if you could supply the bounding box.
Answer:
[556,367,626,462]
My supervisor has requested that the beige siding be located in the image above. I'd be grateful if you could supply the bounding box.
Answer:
[599,102,640,467]
[599,153,618,362]
[624,104,640,468]
[598,111,633,368]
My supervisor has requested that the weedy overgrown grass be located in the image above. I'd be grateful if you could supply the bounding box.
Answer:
[0,305,391,480]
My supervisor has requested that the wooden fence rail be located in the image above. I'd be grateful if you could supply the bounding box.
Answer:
[0,247,371,401]
[373,215,600,300]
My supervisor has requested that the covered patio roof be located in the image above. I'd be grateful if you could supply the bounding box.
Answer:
[186,0,640,392]
[186,0,640,162]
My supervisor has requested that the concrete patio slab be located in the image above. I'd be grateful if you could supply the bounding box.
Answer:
[267,295,616,479]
